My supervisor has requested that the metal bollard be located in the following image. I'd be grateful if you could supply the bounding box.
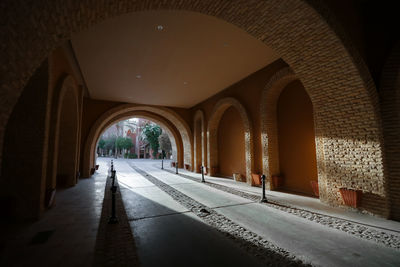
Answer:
[111,170,116,187]
[108,185,118,224]
[161,159,164,170]
[176,162,178,174]
[201,166,205,183]
[260,174,268,203]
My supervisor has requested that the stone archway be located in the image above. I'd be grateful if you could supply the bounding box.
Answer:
[193,110,206,173]
[261,67,327,197]
[207,97,253,183]
[46,75,80,190]
[94,113,180,168]
[0,0,389,216]
[380,42,400,220]
[83,105,190,177]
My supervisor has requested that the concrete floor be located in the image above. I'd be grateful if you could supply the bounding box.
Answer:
[116,158,265,267]
[0,165,107,266]
[1,158,399,266]
[118,158,400,267]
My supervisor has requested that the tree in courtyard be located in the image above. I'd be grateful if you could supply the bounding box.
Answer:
[158,132,172,159]
[142,123,162,158]
[116,136,125,157]
[98,138,106,156]
[104,136,116,156]
[122,137,134,157]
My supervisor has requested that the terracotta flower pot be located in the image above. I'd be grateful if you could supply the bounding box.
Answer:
[171,162,176,167]
[95,164,99,170]
[251,173,261,186]
[339,188,362,208]
[184,164,190,170]
[310,181,319,197]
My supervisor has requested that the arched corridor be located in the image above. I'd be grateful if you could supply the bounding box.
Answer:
[1,1,400,265]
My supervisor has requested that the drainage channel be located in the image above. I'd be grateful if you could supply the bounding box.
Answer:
[129,162,310,267]
[161,167,400,250]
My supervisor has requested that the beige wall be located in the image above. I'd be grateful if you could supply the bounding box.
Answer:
[277,81,318,195]
[217,107,246,178]
[192,60,287,174]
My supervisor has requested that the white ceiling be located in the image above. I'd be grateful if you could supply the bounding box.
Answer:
[72,11,279,108]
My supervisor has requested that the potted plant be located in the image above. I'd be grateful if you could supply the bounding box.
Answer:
[251,173,261,186]
[184,164,190,170]
[339,188,362,208]
[171,162,176,167]
[310,180,319,197]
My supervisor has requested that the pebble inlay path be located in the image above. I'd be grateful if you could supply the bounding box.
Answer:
[161,167,400,250]
[129,162,311,267]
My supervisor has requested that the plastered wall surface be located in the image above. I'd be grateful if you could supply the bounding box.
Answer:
[217,106,246,178]
[277,82,318,195]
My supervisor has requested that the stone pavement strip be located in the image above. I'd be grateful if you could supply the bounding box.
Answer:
[162,167,400,250]
[129,162,310,267]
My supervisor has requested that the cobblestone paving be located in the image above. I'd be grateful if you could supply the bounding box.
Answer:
[162,168,400,250]
[130,162,311,267]
[94,168,140,266]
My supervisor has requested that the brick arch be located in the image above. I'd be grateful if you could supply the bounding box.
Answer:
[193,110,206,173]
[380,42,400,220]
[94,112,181,165]
[83,104,191,177]
[207,97,253,183]
[53,75,80,187]
[0,0,388,215]
[260,68,299,190]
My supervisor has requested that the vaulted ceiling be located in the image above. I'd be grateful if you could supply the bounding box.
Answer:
[72,10,279,108]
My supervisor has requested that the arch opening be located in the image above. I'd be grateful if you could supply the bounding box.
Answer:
[217,106,246,181]
[276,81,318,196]
[207,98,253,184]
[95,117,176,165]
[56,86,80,188]
[83,105,188,177]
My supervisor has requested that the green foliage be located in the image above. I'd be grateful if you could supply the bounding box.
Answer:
[128,153,137,159]
[124,153,137,159]
[116,136,125,150]
[142,124,162,158]
[104,136,116,151]
[123,137,133,150]
[98,138,106,149]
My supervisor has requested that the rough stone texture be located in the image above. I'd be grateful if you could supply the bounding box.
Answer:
[207,97,254,184]
[131,163,310,266]
[0,0,389,217]
[82,104,192,177]
[94,165,139,266]
[380,42,400,221]
[193,109,206,172]
[164,168,400,250]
